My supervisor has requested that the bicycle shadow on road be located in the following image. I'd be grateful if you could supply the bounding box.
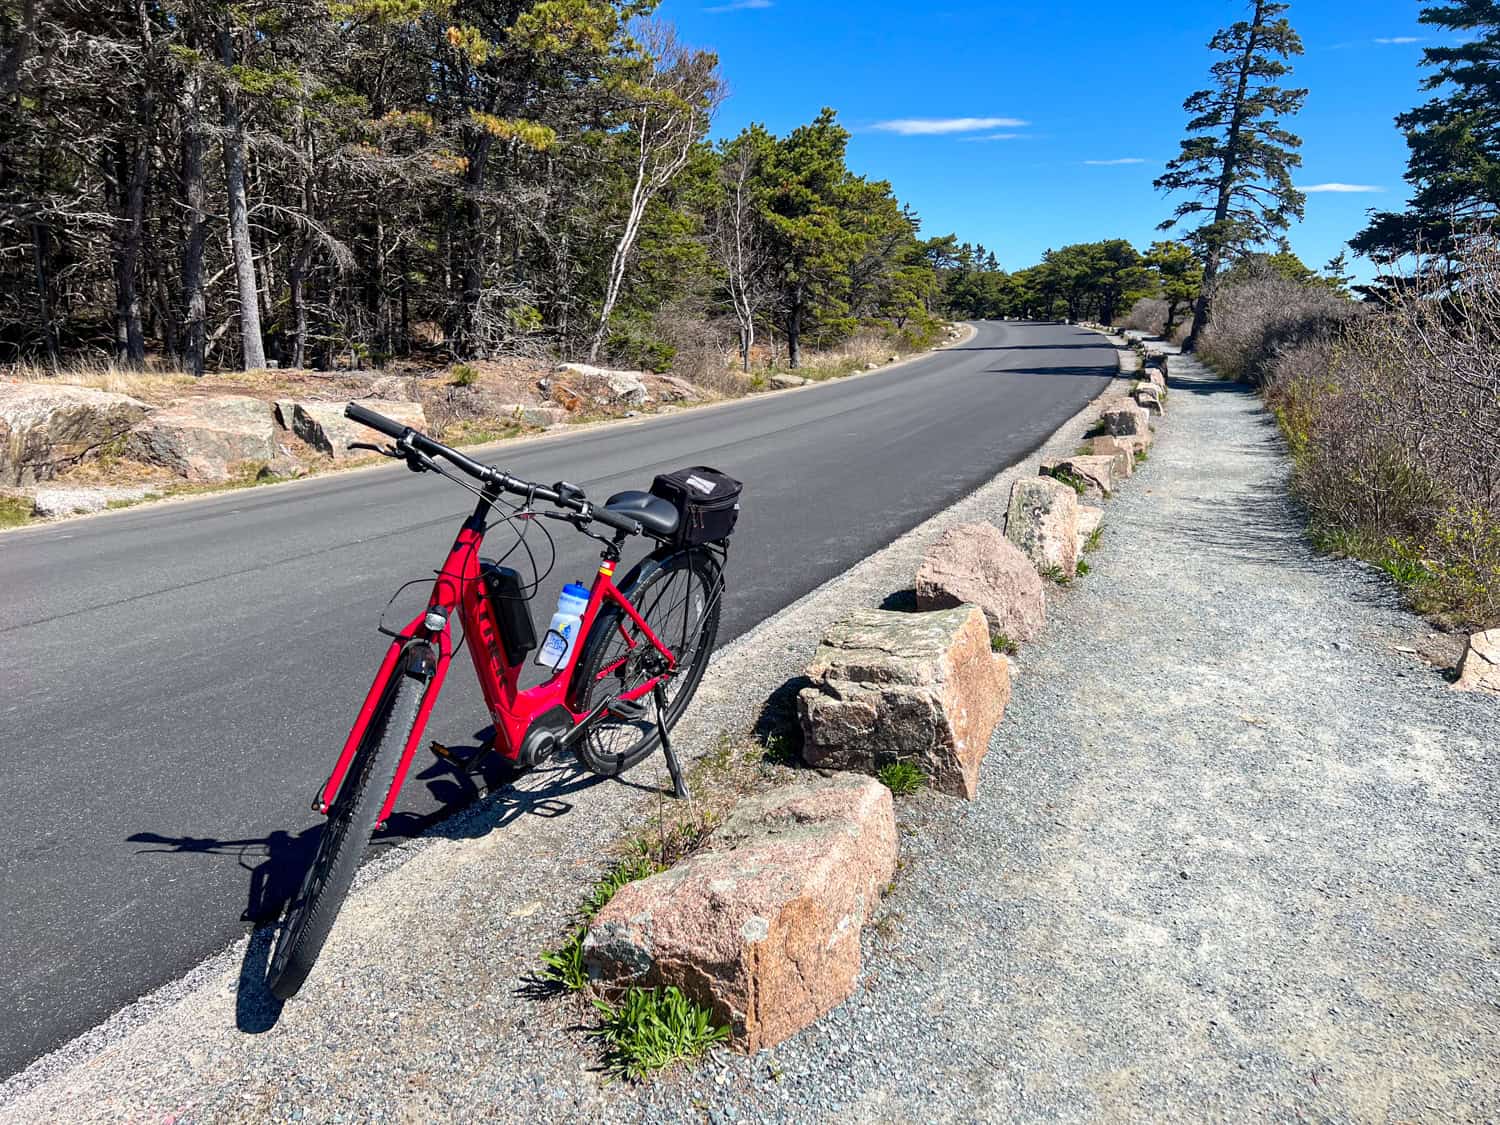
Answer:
[124,731,656,1035]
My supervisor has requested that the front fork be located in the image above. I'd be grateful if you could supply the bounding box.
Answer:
[313,627,452,829]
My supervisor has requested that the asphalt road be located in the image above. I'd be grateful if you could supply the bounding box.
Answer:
[0,319,1117,1077]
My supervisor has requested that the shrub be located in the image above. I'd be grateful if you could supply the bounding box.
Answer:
[449,363,479,387]
[1198,265,1358,384]
[1122,297,1168,336]
[1249,235,1500,628]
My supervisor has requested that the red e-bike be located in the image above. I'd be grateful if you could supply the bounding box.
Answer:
[267,403,736,1000]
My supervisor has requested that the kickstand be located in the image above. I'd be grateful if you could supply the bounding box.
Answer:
[652,682,690,800]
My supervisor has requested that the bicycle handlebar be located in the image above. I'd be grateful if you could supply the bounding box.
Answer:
[344,402,642,536]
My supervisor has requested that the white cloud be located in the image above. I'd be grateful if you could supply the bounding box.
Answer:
[1374,36,1422,44]
[704,0,771,11]
[1084,157,1145,166]
[958,132,1028,143]
[1299,182,1384,193]
[869,116,1028,136]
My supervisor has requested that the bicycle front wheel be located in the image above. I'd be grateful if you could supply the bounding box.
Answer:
[266,647,429,1001]
[571,548,723,777]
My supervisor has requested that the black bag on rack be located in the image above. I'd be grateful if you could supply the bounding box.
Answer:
[649,466,743,548]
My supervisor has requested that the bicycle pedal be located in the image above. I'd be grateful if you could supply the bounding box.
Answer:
[606,699,648,722]
[429,740,459,762]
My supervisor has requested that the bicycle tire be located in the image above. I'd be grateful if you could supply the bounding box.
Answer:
[266,650,428,1000]
[571,549,722,777]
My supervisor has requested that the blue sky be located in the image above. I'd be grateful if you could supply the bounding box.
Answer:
[659,0,1436,281]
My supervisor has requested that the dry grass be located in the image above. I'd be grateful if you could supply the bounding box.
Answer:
[770,331,901,384]
[5,360,199,400]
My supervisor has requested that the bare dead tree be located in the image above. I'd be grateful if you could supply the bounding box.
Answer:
[587,23,722,363]
[709,137,774,372]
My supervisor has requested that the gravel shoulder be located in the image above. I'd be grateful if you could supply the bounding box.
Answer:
[7,349,1492,1123]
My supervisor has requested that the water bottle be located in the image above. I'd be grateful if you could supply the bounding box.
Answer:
[536,583,590,669]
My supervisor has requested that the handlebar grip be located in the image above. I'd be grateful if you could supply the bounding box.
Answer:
[344,402,409,440]
[590,506,641,536]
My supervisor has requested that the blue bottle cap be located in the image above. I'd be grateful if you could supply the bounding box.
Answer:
[562,583,590,600]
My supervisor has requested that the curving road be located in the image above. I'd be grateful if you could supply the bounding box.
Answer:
[0,319,1117,1076]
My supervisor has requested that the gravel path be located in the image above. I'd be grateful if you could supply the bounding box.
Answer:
[642,353,1498,1122]
[5,349,1494,1122]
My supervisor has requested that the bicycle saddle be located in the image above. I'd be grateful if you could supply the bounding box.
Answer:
[602,490,680,539]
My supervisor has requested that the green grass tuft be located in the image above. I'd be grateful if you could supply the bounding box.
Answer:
[450,362,480,387]
[759,729,800,766]
[1041,564,1072,586]
[876,761,927,796]
[990,631,1018,656]
[538,926,589,992]
[1045,467,1089,496]
[582,846,666,921]
[1075,558,1091,577]
[1084,525,1105,553]
[591,986,730,1082]
[0,495,34,529]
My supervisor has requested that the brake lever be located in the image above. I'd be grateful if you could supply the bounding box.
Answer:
[348,441,399,458]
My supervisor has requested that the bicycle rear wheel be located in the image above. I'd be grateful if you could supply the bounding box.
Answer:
[266,646,429,1000]
[571,549,722,777]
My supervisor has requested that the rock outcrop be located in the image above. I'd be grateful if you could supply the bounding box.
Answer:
[647,374,706,402]
[288,399,427,458]
[1453,629,1500,695]
[491,403,566,428]
[1005,476,1080,577]
[0,383,150,485]
[770,373,812,389]
[915,522,1046,643]
[125,395,277,481]
[798,605,1010,799]
[554,363,651,405]
[584,773,898,1052]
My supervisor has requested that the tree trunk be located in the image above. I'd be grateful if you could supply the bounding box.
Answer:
[398,242,410,355]
[288,240,312,369]
[1184,0,1264,353]
[219,29,266,370]
[455,133,493,359]
[786,285,803,370]
[112,118,149,367]
[30,220,59,369]
[179,71,208,376]
[589,127,655,362]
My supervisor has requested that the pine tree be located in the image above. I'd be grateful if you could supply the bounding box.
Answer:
[1155,0,1306,350]
[1351,0,1500,261]
[1144,240,1203,332]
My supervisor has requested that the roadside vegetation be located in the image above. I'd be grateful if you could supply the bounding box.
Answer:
[1192,242,1500,631]
[1,5,969,383]
[1165,0,1500,633]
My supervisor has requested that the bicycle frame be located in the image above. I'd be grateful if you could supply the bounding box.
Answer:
[313,491,678,826]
